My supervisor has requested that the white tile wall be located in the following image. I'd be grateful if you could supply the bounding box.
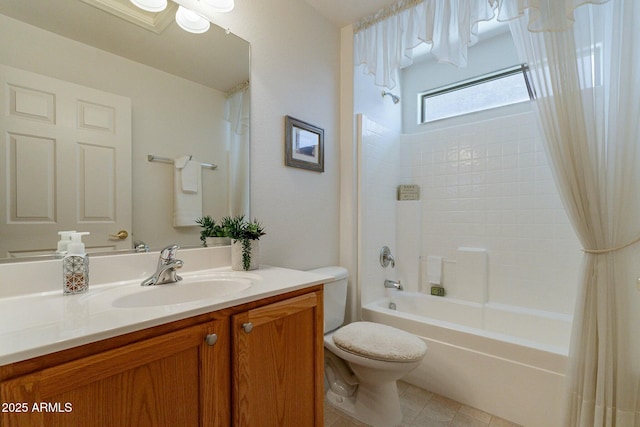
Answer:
[399,110,581,314]
[359,115,400,306]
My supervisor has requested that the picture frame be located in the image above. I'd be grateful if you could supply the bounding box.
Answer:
[284,115,324,172]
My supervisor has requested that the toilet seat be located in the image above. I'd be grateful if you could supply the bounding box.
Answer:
[332,321,427,363]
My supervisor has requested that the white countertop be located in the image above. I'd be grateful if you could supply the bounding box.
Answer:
[0,263,330,366]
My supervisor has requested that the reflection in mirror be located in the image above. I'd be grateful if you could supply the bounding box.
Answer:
[0,0,250,261]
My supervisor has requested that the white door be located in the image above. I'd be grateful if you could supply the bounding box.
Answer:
[0,64,132,257]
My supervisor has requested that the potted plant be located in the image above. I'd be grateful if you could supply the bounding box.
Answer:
[195,216,230,247]
[225,215,266,271]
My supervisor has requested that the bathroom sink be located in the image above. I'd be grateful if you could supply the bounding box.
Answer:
[112,276,253,308]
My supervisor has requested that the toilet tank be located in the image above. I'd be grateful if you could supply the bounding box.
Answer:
[308,266,348,334]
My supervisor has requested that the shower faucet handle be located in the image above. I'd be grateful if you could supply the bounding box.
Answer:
[380,246,395,268]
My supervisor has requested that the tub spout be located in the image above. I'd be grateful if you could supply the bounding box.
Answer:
[384,279,403,291]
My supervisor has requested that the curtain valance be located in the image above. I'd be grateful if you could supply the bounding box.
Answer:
[354,0,611,89]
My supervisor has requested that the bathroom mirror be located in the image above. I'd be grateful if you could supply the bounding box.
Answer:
[0,0,250,260]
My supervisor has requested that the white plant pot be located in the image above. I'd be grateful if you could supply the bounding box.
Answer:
[205,237,231,247]
[231,239,259,271]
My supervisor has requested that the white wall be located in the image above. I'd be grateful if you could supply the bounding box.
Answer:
[213,0,341,270]
[339,25,359,322]
[355,65,403,134]
[0,14,228,250]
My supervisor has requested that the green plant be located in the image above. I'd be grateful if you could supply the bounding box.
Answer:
[195,216,227,245]
[225,215,266,270]
[223,215,265,241]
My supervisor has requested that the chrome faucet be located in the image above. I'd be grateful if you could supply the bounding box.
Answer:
[380,246,395,268]
[384,279,403,291]
[133,240,149,253]
[141,245,183,286]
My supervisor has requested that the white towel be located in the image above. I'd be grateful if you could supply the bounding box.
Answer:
[174,156,198,193]
[173,156,202,227]
[426,256,443,285]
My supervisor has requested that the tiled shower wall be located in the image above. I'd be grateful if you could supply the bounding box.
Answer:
[359,115,400,307]
[399,110,582,315]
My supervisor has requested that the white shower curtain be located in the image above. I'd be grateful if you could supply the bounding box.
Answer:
[509,2,640,425]
[224,83,250,218]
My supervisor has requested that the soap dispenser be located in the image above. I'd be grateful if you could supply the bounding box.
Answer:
[55,230,76,257]
[63,232,90,295]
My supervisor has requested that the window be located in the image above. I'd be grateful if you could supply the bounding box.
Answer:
[419,65,534,124]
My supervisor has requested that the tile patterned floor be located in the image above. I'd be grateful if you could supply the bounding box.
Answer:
[324,381,522,427]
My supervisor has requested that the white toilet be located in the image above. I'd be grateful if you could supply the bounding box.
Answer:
[310,266,427,427]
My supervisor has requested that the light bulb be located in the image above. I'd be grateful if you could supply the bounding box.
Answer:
[202,0,234,13]
[129,0,167,13]
[175,6,210,34]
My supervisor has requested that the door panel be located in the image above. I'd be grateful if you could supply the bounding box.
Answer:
[0,65,132,257]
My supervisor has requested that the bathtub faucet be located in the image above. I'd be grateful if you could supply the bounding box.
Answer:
[380,246,395,268]
[384,279,403,291]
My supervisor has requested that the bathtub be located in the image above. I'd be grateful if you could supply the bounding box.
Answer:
[362,292,572,427]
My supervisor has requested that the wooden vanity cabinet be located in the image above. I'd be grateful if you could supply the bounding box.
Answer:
[232,292,324,427]
[0,286,323,427]
[0,319,230,427]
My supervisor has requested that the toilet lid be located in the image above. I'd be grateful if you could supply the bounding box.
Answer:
[332,321,427,362]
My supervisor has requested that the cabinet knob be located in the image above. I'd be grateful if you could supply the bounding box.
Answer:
[241,322,253,333]
[205,333,218,346]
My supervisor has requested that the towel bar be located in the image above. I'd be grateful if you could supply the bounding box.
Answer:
[147,154,217,170]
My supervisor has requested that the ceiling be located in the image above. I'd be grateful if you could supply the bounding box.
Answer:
[302,0,399,27]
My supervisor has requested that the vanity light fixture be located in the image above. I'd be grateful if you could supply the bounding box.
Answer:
[175,5,210,33]
[129,0,234,34]
[202,0,235,13]
[129,0,167,13]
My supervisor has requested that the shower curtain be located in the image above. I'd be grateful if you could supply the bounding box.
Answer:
[353,0,639,425]
[509,2,640,426]
[224,83,250,218]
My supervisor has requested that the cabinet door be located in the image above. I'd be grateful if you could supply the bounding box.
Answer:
[232,292,324,427]
[0,320,229,427]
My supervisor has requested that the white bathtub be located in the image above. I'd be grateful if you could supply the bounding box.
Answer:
[362,292,572,427]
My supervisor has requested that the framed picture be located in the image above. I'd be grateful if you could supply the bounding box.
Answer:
[284,116,324,172]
